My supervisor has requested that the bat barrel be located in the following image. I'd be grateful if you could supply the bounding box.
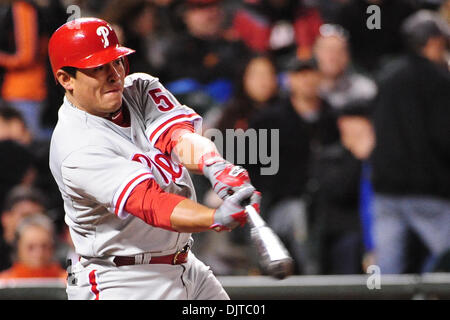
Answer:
[246,205,294,279]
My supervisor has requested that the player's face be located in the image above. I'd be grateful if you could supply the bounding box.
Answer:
[70,58,126,117]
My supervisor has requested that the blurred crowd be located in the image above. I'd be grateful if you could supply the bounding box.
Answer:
[0,0,449,282]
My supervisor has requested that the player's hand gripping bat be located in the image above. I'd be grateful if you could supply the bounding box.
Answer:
[245,204,294,279]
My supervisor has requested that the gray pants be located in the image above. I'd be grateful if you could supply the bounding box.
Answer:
[373,194,450,274]
[67,252,229,300]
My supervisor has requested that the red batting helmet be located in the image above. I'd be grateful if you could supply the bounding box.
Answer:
[48,17,135,79]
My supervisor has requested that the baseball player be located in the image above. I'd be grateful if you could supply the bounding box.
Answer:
[48,18,259,300]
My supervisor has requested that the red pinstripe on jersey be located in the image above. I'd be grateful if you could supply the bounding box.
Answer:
[114,172,153,217]
[149,113,200,145]
[89,269,99,300]
[154,122,195,156]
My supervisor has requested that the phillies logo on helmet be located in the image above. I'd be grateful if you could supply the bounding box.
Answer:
[96,25,112,48]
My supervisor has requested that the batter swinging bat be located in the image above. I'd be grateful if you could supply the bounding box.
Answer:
[245,205,294,279]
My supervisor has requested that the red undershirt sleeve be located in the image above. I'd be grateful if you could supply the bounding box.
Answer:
[123,178,186,231]
[153,122,195,155]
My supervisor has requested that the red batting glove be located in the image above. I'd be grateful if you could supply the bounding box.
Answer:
[210,187,261,232]
[199,152,252,200]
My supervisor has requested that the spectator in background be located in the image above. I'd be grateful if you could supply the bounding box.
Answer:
[371,10,450,274]
[232,0,323,70]
[0,103,74,268]
[0,0,50,141]
[310,104,375,275]
[161,0,251,115]
[338,109,375,164]
[0,101,62,230]
[335,0,418,74]
[311,24,377,273]
[0,213,66,280]
[248,58,338,274]
[211,54,280,132]
[0,101,32,145]
[0,186,47,271]
[102,0,163,75]
[313,24,377,112]
[337,108,376,272]
[0,103,36,211]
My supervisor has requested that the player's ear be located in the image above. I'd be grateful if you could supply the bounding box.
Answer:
[56,69,75,91]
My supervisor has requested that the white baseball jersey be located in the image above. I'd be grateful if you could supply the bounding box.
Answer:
[49,73,202,259]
